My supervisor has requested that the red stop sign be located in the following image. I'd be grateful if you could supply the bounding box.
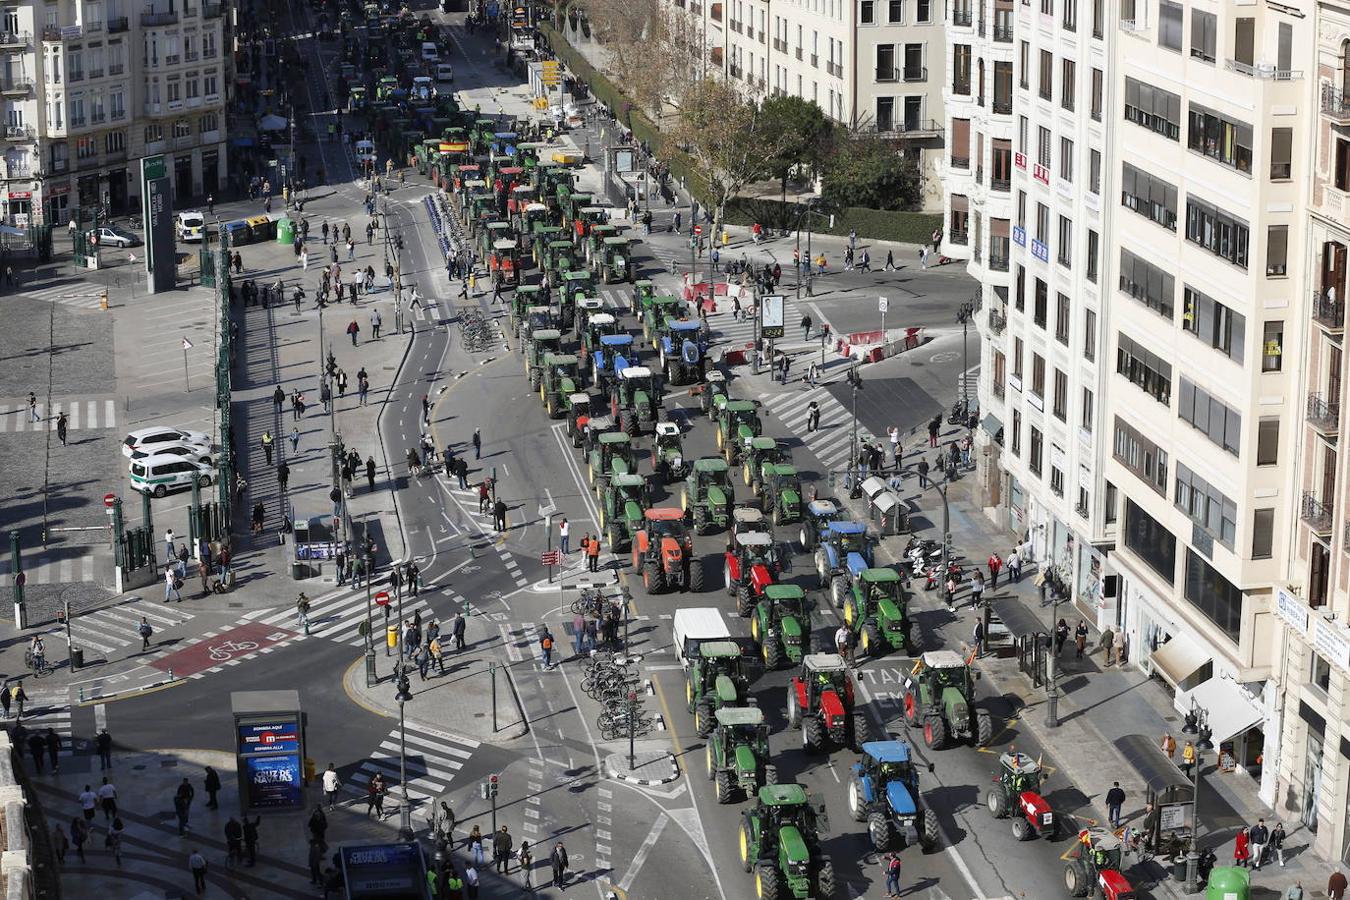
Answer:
[693,225,703,236]
[104,493,116,507]
[374,591,390,606]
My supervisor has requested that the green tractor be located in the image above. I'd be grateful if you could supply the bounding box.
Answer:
[599,472,649,552]
[738,785,836,900]
[633,279,655,311]
[706,706,777,804]
[701,369,729,419]
[682,457,735,534]
[587,431,636,498]
[524,329,563,389]
[597,236,635,283]
[742,437,788,493]
[751,584,811,670]
[559,270,595,330]
[540,352,581,418]
[573,297,605,339]
[609,366,662,436]
[652,421,688,483]
[641,295,683,342]
[901,650,994,750]
[509,284,542,335]
[717,400,762,464]
[685,641,754,737]
[530,224,563,265]
[759,465,804,526]
[581,311,620,356]
[842,568,916,659]
[541,239,575,279]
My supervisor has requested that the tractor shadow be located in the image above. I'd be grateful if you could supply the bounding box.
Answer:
[920,783,978,845]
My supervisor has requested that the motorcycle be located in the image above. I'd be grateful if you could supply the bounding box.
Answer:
[922,560,965,592]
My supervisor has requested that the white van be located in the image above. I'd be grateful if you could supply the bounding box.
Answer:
[435,62,454,83]
[129,454,213,498]
[672,607,731,670]
[421,41,440,63]
[354,139,377,164]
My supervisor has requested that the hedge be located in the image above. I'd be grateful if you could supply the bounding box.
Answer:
[538,23,941,243]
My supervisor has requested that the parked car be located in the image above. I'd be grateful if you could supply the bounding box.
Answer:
[122,427,212,459]
[95,224,142,248]
[128,442,213,465]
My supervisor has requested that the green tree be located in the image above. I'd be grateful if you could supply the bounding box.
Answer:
[821,136,922,211]
[757,95,835,221]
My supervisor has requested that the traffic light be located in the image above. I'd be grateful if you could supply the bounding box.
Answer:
[488,774,499,798]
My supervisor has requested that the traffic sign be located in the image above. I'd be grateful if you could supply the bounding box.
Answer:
[181,337,193,350]
[879,296,889,313]
[693,225,703,236]
[540,550,561,566]
[103,493,116,507]
[374,590,390,606]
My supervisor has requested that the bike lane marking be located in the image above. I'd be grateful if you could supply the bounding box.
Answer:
[147,622,300,678]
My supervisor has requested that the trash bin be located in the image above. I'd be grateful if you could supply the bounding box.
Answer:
[873,491,907,536]
[69,646,84,671]
[1172,856,1189,883]
[1205,866,1249,900]
[386,625,399,650]
[276,217,294,245]
[291,560,307,580]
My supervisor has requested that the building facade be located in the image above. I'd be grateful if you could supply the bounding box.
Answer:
[0,0,227,227]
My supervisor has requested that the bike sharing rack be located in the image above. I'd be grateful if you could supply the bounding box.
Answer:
[858,476,908,537]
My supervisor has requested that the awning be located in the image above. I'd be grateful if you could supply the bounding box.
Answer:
[1149,631,1209,689]
[1180,677,1264,744]
[1114,734,1194,802]
[258,114,289,132]
[981,413,1003,439]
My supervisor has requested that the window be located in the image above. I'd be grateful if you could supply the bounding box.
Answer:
[1185,197,1250,269]
[876,44,895,79]
[1089,149,1101,194]
[1084,309,1097,360]
[1266,225,1288,277]
[1257,418,1279,466]
[888,0,904,21]
[1123,77,1181,139]
[1125,498,1177,583]
[1035,203,1049,243]
[876,97,895,131]
[1039,50,1053,100]
[1117,332,1173,404]
[1114,418,1170,494]
[1087,230,1099,283]
[75,136,96,159]
[1061,59,1075,110]
[172,118,191,139]
[1063,0,1077,31]
[144,123,162,143]
[953,45,971,93]
[1174,462,1237,550]
[1015,264,1026,310]
[1059,137,1074,182]
[1177,377,1242,455]
[104,130,124,154]
[1270,127,1292,180]
[1053,369,1069,420]
[1262,321,1283,372]
[186,76,199,99]
[167,79,180,102]
[1037,126,1051,167]
[1018,115,1028,155]
[1159,0,1183,50]
[1251,509,1274,559]
[1029,426,1044,476]
[1082,387,1095,432]
[916,0,930,21]
[199,113,218,133]
[1034,278,1048,327]
[1311,653,1332,693]
[1119,248,1175,319]
[1057,216,1073,268]
[861,0,875,22]
[1056,292,1071,343]
[993,61,1013,111]
[1182,286,1245,362]
[1183,550,1242,642]
[1187,103,1253,174]
[1191,9,1216,61]
[203,71,218,96]
[1092,0,1103,36]
[1104,482,1118,523]
[1013,337,1024,377]
[1011,410,1022,456]
[1121,163,1178,230]
[1019,41,1030,88]
[1091,68,1103,120]
[1032,353,1046,397]
[1040,0,1052,16]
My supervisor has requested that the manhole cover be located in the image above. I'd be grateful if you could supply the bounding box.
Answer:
[229,602,243,608]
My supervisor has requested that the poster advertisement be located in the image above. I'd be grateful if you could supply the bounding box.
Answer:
[237,721,300,755]
[761,295,784,338]
[341,842,427,898]
[244,754,303,809]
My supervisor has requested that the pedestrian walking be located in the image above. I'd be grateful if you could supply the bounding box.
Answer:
[968,570,985,608]
[550,842,569,888]
[472,427,482,459]
[806,401,820,432]
[1270,821,1287,866]
[987,552,1002,588]
[884,852,902,897]
[28,391,38,423]
[96,728,112,769]
[917,458,930,487]
[97,776,117,820]
[278,461,290,493]
[70,816,89,863]
[540,629,554,668]
[164,565,182,603]
[1179,739,1197,777]
[1160,731,1177,760]
[204,765,221,809]
[289,426,300,454]
[371,308,382,339]
[347,319,360,345]
[835,623,852,666]
[972,618,985,658]
[56,412,67,446]
[273,384,285,414]
[493,826,513,874]
[1074,620,1089,659]
[928,415,941,447]
[366,772,386,818]
[518,840,533,888]
[1006,547,1022,582]
[76,784,97,821]
[453,613,467,651]
[261,430,274,465]
[1249,819,1270,870]
[322,763,341,809]
[1333,871,1349,900]
[164,527,176,559]
[1287,882,1305,900]
[1233,826,1250,867]
[52,821,69,864]
[587,533,601,572]
[1105,782,1126,828]
[1053,618,1070,655]
[189,849,208,894]
[493,497,507,532]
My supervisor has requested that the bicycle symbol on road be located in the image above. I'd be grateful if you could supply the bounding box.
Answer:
[207,639,260,662]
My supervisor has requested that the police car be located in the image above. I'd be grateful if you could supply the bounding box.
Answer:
[175,211,206,243]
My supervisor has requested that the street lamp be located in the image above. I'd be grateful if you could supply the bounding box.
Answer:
[394,667,415,841]
[363,520,377,686]
[1184,735,1205,892]
[1045,567,1065,728]
[846,365,862,491]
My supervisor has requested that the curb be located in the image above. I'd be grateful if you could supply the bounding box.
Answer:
[604,752,679,785]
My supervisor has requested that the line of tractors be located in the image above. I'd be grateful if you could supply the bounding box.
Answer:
[449,142,1134,900]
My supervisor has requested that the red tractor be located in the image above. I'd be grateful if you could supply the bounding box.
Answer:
[985,751,1057,841]
[631,508,705,593]
[786,653,872,752]
[1063,829,1136,900]
[725,531,780,616]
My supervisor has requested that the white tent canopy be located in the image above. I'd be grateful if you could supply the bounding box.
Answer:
[258,114,288,132]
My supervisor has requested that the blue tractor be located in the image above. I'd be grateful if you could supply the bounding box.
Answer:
[592,333,635,395]
[658,317,709,386]
[847,740,940,852]
[813,521,875,609]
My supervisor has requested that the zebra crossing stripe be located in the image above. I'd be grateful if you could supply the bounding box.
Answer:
[343,723,477,804]
[0,398,117,433]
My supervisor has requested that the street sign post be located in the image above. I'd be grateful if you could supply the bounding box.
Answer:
[181,337,193,392]
[540,550,560,566]
[374,590,390,606]
[693,224,703,236]
[879,296,888,349]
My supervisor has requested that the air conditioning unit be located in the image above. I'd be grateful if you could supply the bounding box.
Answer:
[1256,61,1276,78]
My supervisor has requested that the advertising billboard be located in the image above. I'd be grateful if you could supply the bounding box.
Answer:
[761,295,785,338]
[233,708,304,812]
[244,754,303,809]
[140,155,176,294]
[237,721,301,756]
[340,842,428,899]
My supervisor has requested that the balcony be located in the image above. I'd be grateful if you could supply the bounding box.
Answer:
[953,8,972,25]
[795,47,802,60]
[773,38,786,51]
[1323,85,1350,126]
[41,25,65,41]
[988,308,1007,334]
[84,20,103,33]
[108,16,129,32]
[0,77,32,96]
[109,62,124,75]
[992,96,1012,114]
[204,2,224,16]
[975,166,984,184]
[827,62,842,77]
[1302,491,1335,536]
[993,23,1013,41]
[729,65,742,78]
[1225,58,1302,80]
[141,11,179,26]
[3,124,33,141]
[876,67,897,83]
[949,230,969,245]
[810,53,818,68]
[993,381,1006,399]
[953,78,971,95]
[950,154,970,169]
[0,31,29,50]
[1308,392,1341,434]
[902,66,927,82]
[4,163,32,178]
[87,68,104,79]
[990,255,1009,272]
[165,54,181,65]
[991,177,1010,192]
[1314,290,1345,333]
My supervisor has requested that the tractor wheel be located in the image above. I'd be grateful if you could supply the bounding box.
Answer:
[906,620,920,653]
[772,503,782,526]
[862,624,883,658]
[815,856,837,900]
[903,691,920,727]
[986,788,1010,819]
[529,370,541,390]
[696,698,716,737]
[763,764,778,786]
[786,686,802,729]
[750,615,761,643]
[742,463,751,486]
[867,812,892,852]
[830,576,848,609]
[847,776,866,822]
[588,461,595,484]
[975,708,994,747]
[693,507,709,535]
[1063,862,1088,897]
[724,562,736,597]
[705,744,715,781]
[623,412,639,437]
[842,596,858,627]
[919,809,940,852]
[799,525,810,549]
[1012,816,1032,842]
[739,823,754,873]
[715,769,734,804]
[688,559,705,592]
[736,584,754,617]
[763,636,782,670]
[643,560,665,593]
[814,550,829,586]
[923,715,948,751]
[607,524,622,553]
[802,716,826,752]
[756,863,781,900]
[850,712,872,750]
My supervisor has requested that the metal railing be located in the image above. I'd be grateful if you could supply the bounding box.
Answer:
[108,16,128,31]
[1323,85,1350,122]
[876,67,898,82]
[0,31,29,48]
[4,124,33,140]
[1308,392,1341,432]
[0,77,32,93]
[109,62,124,75]
[953,78,971,94]
[164,53,180,65]
[1314,291,1345,331]
[988,308,1007,334]
[992,97,1012,114]
[993,24,1014,41]
[991,177,1011,192]
[989,255,1009,272]
[204,2,224,17]
[953,9,973,25]
[141,11,179,25]
[1302,491,1335,535]
[1226,58,1302,79]
[949,230,969,245]
[950,154,970,169]
[903,66,927,81]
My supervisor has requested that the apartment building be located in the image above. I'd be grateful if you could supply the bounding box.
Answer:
[0,0,227,227]
[1275,0,1350,861]
[682,0,946,207]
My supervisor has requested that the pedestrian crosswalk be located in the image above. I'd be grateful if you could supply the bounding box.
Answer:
[761,387,876,478]
[252,581,470,647]
[18,282,107,310]
[10,685,74,755]
[0,551,106,587]
[48,596,195,660]
[345,722,480,807]
[706,294,815,356]
[0,398,119,432]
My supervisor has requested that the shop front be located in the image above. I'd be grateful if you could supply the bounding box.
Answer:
[42,180,71,225]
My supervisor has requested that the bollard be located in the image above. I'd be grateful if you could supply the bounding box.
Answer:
[167,666,174,681]
[78,686,85,703]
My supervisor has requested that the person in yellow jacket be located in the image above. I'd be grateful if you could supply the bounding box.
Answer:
[1181,740,1197,777]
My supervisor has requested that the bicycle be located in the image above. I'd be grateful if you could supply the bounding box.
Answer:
[23,648,49,676]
